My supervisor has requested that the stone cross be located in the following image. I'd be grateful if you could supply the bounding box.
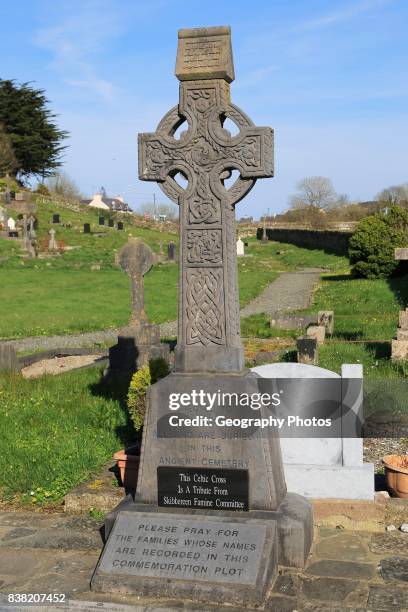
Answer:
[117,238,154,328]
[27,214,36,239]
[48,228,58,250]
[139,26,273,372]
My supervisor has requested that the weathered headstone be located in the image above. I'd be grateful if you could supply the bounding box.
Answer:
[270,314,315,330]
[92,26,312,606]
[107,238,169,379]
[117,221,124,230]
[27,214,36,239]
[22,214,36,258]
[0,345,21,372]
[317,310,334,335]
[261,216,268,242]
[392,249,408,360]
[99,216,105,226]
[48,228,58,250]
[236,236,245,256]
[297,336,318,365]
[167,241,176,261]
[52,213,60,224]
[83,223,91,234]
[0,206,7,228]
[306,324,326,345]
[252,362,374,500]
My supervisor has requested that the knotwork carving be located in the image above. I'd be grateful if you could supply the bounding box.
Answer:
[187,229,222,264]
[186,268,225,345]
[138,38,274,371]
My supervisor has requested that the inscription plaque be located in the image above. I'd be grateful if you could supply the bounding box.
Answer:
[97,512,266,585]
[157,466,249,511]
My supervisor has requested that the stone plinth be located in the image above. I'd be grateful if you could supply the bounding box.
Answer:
[306,325,326,344]
[318,310,334,335]
[0,344,20,372]
[297,336,318,364]
[392,308,408,361]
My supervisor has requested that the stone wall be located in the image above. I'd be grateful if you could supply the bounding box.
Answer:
[256,227,352,255]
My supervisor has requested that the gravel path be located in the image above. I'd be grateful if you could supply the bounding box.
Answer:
[240,268,322,318]
[3,269,322,352]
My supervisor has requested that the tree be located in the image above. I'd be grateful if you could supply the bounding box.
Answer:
[289,176,337,210]
[46,172,82,201]
[0,80,68,179]
[0,123,17,176]
[376,184,408,207]
[349,206,408,278]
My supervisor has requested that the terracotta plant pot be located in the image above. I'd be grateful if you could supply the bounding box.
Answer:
[114,447,140,491]
[383,454,408,499]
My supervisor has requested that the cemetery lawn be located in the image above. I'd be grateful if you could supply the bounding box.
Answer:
[0,219,348,339]
[0,365,131,507]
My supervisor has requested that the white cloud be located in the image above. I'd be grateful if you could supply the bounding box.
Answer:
[33,4,123,101]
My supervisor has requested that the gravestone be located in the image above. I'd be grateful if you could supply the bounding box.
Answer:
[22,214,36,258]
[27,214,36,239]
[107,238,169,380]
[48,228,58,250]
[117,221,124,230]
[236,237,245,256]
[0,206,7,228]
[297,336,318,365]
[167,241,176,261]
[52,213,60,224]
[306,324,326,345]
[392,249,408,360]
[252,362,374,500]
[318,310,334,335]
[92,26,312,606]
[83,223,91,234]
[0,345,21,372]
[99,216,105,226]
[108,218,115,228]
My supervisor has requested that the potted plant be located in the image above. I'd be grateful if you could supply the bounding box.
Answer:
[114,358,170,491]
[382,454,408,498]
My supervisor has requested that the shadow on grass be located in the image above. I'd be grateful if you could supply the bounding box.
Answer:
[387,273,408,308]
[89,371,136,449]
[333,331,364,341]
[321,273,352,282]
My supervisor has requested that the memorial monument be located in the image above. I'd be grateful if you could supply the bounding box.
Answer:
[92,26,313,606]
[107,237,169,380]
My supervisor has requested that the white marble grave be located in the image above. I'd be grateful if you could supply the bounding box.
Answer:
[252,362,374,500]
[236,237,245,256]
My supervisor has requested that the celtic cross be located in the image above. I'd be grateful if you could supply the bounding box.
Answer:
[117,238,153,328]
[139,26,274,372]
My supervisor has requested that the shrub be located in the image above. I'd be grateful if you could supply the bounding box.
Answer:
[127,358,170,432]
[349,206,408,278]
[35,183,50,196]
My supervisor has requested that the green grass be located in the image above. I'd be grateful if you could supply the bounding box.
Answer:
[0,366,132,505]
[1,200,349,340]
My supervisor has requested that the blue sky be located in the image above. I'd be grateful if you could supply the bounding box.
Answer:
[1,0,407,218]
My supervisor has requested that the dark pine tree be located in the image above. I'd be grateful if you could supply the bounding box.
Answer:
[0,80,68,179]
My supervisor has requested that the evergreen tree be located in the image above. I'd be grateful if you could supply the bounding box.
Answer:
[0,123,17,176]
[0,80,68,179]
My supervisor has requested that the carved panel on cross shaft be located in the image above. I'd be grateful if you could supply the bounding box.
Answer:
[185,268,225,345]
[187,229,222,264]
[188,196,220,224]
